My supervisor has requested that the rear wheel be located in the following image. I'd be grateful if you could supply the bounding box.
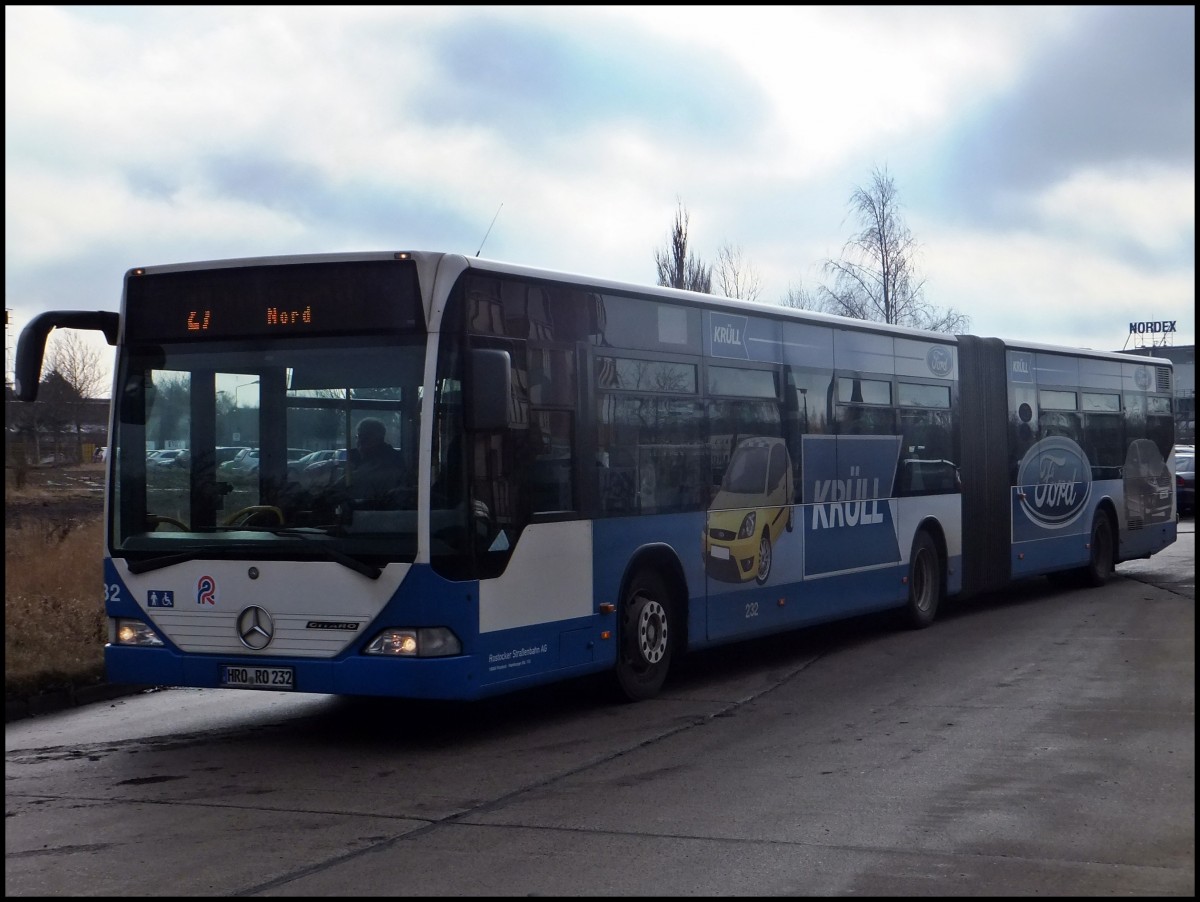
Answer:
[1078,511,1115,587]
[615,569,674,701]
[903,530,941,629]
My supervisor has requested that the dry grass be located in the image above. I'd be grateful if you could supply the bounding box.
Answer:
[5,465,108,700]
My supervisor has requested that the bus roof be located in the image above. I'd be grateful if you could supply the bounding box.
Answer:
[124,249,1173,368]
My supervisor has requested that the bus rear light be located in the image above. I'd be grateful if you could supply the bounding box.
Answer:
[113,618,165,647]
[364,627,462,657]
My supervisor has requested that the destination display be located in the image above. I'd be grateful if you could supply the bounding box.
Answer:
[124,259,422,341]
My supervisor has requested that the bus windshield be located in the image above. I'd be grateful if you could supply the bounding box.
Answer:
[111,337,432,566]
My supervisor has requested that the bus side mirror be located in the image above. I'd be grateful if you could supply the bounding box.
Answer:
[14,311,119,401]
[467,348,511,432]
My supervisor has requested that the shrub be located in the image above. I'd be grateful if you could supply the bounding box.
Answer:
[5,516,106,699]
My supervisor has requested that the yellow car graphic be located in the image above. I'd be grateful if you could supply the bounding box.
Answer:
[703,436,794,585]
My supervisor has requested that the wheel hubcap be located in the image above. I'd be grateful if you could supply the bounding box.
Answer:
[636,599,668,664]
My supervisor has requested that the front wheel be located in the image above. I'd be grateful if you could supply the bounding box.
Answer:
[614,569,674,702]
[903,530,942,629]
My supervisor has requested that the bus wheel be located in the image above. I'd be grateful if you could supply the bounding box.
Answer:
[904,530,941,629]
[615,569,673,701]
[755,531,773,585]
[1079,512,1114,587]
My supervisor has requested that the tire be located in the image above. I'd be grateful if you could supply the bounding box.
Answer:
[1078,511,1114,588]
[903,530,941,629]
[614,569,674,701]
[754,530,773,585]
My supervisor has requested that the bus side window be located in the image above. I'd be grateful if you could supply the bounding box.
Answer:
[529,410,574,513]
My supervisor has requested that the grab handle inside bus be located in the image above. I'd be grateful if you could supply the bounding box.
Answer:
[467,348,512,431]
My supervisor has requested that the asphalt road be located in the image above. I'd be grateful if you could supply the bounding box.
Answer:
[5,523,1194,896]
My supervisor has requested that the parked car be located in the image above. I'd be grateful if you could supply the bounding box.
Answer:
[1175,450,1195,516]
[294,448,338,467]
[150,448,190,468]
[216,445,250,467]
[219,447,252,474]
[225,448,259,478]
[227,448,310,479]
[287,449,336,481]
[298,448,348,489]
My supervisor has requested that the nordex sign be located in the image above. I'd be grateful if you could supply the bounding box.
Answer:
[1129,320,1177,335]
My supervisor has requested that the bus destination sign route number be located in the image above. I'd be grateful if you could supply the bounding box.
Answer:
[220,665,295,690]
[124,259,422,341]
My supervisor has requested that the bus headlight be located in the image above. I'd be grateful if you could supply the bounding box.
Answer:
[113,618,165,647]
[364,627,462,657]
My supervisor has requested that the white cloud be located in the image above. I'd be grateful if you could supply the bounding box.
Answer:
[921,225,1195,349]
[588,6,1077,174]
[1031,165,1196,255]
[4,4,1193,360]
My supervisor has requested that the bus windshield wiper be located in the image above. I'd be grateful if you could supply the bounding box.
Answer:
[269,529,382,579]
[126,533,381,579]
[127,545,228,574]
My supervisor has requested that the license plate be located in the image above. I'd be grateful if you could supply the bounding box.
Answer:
[220,665,295,690]
[710,545,731,560]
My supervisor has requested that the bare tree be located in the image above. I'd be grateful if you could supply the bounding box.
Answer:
[654,199,712,293]
[820,166,969,333]
[33,331,110,462]
[6,380,47,469]
[46,330,108,399]
[780,282,819,310]
[148,375,191,450]
[30,370,81,462]
[715,243,763,302]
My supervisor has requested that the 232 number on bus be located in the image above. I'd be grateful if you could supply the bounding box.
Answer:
[220,665,295,690]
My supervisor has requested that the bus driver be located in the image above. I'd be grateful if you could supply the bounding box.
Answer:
[339,417,410,508]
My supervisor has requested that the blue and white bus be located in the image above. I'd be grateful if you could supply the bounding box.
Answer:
[14,251,1179,702]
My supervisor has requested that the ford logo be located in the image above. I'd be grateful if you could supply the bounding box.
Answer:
[1016,436,1092,528]
[926,345,953,378]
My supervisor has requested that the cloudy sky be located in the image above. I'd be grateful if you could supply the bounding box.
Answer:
[4,5,1195,383]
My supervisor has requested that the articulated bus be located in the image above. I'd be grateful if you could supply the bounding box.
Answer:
[14,252,1179,702]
